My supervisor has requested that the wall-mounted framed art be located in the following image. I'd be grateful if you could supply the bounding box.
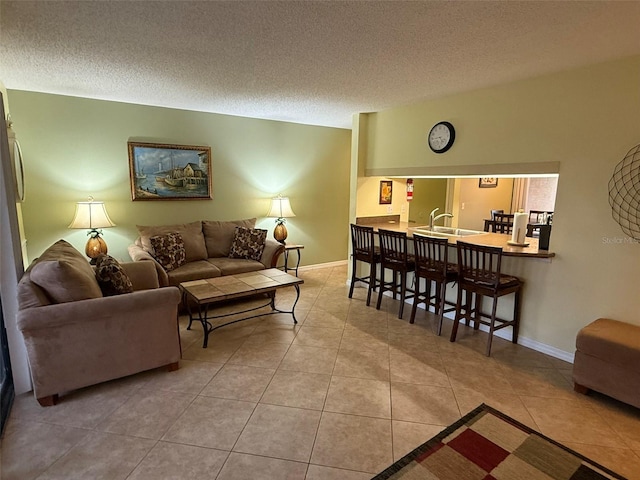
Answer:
[479,177,498,188]
[128,142,212,200]
[379,180,393,204]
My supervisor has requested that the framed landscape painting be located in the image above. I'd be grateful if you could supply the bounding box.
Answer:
[128,142,212,200]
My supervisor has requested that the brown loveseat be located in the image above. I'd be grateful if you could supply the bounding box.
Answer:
[127,219,285,287]
[17,240,182,406]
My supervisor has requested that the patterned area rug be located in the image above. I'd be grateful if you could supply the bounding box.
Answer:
[372,403,626,480]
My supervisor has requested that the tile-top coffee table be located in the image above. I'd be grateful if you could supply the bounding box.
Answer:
[179,268,304,348]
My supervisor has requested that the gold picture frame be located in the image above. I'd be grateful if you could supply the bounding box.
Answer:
[128,142,212,200]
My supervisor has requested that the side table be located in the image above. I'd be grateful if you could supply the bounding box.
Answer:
[283,244,304,276]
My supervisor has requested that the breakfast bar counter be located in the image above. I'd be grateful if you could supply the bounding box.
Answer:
[357,220,555,259]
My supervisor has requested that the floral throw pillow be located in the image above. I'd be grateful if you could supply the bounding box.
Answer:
[94,255,134,296]
[228,227,267,261]
[150,232,187,271]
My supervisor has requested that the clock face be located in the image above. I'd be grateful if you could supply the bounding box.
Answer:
[428,121,455,153]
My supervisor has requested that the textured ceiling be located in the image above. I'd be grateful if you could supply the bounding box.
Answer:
[1,1,640,129]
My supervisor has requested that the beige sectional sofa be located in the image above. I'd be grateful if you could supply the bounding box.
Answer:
[17,239,182,406]
[128,218,285,287]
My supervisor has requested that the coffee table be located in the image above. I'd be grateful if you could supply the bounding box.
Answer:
[179,268,304,348]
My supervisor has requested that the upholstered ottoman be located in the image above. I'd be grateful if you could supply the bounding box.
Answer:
[573,318,640,408]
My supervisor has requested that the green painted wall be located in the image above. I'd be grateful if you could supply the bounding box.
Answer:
[407,179,447,225]
[358,55,640,356]
[7,91,351,266]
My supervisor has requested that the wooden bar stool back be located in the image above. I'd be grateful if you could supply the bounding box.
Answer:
[450,241,523,356]
[348,224,381,306]
[410,234,458,335]
[492,213,514,234]
[375,228,415,319]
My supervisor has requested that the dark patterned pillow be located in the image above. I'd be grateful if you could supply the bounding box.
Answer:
[94,255,134,296]
[150,232,187,271]
[228,227,267,261]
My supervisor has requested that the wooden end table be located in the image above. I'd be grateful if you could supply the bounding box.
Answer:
[179,268,304,348]
[283,244,304,276]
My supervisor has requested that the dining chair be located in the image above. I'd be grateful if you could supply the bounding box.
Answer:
[492,213,514,234]
[450,241,523,356]
[376,228,415,319]
[410,234,458,335]
[348,224,381,306]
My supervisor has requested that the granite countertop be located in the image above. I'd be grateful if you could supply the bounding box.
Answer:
[358,220,555,259]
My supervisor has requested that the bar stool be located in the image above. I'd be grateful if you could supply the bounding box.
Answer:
[450,241,523,356]
[410,234,458,335]
[376,229,415,319]
[348,224,381,306]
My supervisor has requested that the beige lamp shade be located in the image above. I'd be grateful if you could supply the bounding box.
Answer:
[68,198,115,263]
[266,195,296,244]
[68,199,116,230]
[266,195,296,220]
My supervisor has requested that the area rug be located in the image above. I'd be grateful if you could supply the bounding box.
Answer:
[372,403,625,479]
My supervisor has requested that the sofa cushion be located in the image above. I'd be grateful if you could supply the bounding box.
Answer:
[95,254,134,296]
[207,257,265,276]
[137,221,207,262]
[229,227,267,261]
[29,239,103,303]
[150,233,187,271]
[202,218,256,257]
[166,260,222,286]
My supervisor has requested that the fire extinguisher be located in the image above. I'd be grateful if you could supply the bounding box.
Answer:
[406,178,414,202]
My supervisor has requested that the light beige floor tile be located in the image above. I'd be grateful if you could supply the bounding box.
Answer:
[389,350,450,387]
[233,404,321,462]
[311,412,393,473]
[491,345,555,368]
[127,441,229,480]
[162,396,255,450]
[279,344,338,375]
[444,360,515,395]
[305,464,372,480]
[333,348,390,381]
[97,389,194,439]
[1,420,90,480]
[261,370,331,410]
[181,338,244,363]
[200,364,275,401]
[227,341,291,368]
[217,452,308,480]
[243,324,301,345]
[391,420,444,461]
[142,359,222,394]
[451,385,538,429]
[8,379,137,429]
[587,395,640,451]
[340,327,388,352]
[563,442,640,479]
[304,309,347,329]
[387,331,438,354]
[391,382,460,426]
[293,326,344,349]
[520,396,627,448]
[500,364,575,400]
[324,376,391,418]
[35,431,155,480]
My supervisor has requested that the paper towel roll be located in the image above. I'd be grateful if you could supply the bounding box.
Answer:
[511,212,528,244]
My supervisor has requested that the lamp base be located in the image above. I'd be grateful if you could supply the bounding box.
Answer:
[273,223,288,244]
[86,234,108,264]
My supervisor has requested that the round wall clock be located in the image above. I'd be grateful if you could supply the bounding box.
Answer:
[428,121,455,154]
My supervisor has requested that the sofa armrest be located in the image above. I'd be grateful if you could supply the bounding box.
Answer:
[120,261,160,291]
[128,243,169,287]
[261,238,285,269]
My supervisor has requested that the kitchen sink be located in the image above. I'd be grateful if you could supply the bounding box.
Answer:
[410,226,488,237]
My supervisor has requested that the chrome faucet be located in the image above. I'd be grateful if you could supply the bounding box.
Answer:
[428,208,454,230]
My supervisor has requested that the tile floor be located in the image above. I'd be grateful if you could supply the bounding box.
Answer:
[2,264,640,479]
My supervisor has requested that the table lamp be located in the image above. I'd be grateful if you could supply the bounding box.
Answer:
[68,196,116,263]
[266,194,296,244]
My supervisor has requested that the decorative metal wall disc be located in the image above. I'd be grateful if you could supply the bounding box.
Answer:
[609,144,640,240]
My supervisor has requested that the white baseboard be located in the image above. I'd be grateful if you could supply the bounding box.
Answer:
[300,259,348,272]
[345,284,574,364]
